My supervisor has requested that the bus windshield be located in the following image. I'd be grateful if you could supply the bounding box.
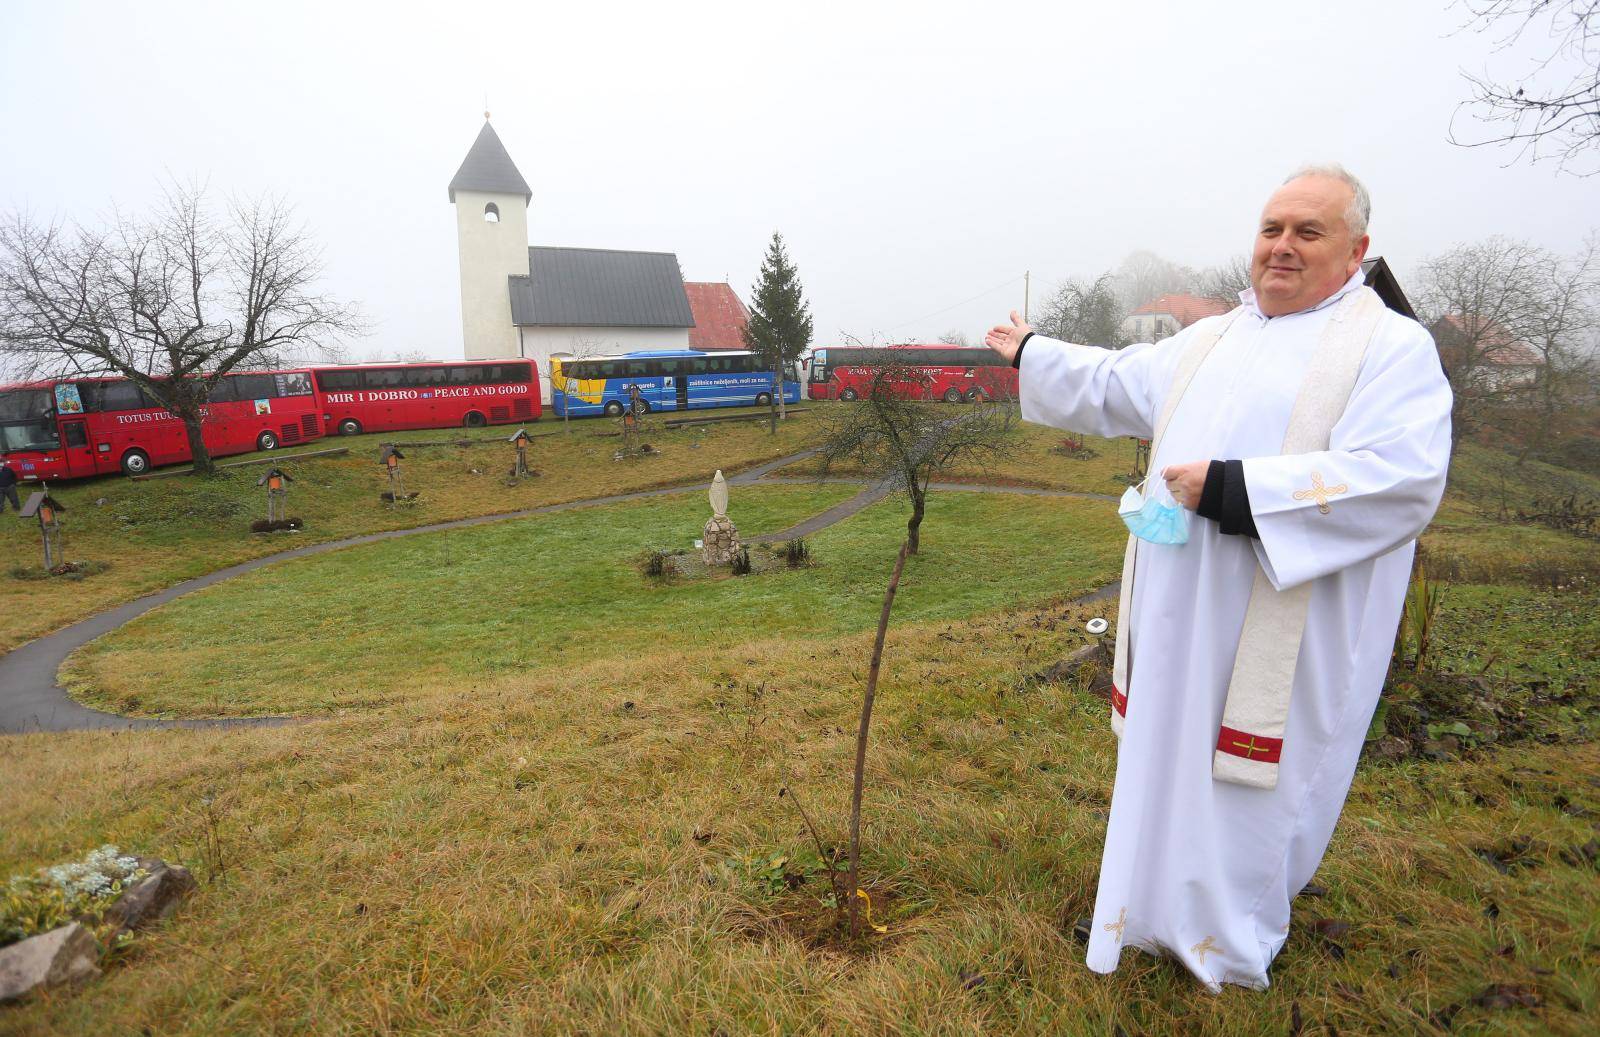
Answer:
[0,388,59,453]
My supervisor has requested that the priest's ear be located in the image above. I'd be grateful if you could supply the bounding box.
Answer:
[1345,232,1370,278]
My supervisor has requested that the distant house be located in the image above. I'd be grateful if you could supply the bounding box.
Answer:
[1432,314,1543,388]
[1120,256,1417,344]
[683,282,751,351]
[1121,294,1230,342]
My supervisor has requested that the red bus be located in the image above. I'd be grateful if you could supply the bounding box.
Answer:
[0,370,324,480]
[310,360,540,436]
[806,344,1018,403]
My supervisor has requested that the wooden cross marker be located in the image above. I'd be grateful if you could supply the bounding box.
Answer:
[1292,471,1348,514]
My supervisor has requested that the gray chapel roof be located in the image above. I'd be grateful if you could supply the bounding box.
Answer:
[447,121,532,203]
[509,247,695,328]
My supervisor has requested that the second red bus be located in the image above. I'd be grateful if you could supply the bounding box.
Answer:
[806,345,1017,403]
[311,360,540,436]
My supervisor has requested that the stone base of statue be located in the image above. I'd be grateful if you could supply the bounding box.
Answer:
[702,515,741,566]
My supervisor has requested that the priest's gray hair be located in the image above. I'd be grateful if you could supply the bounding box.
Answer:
[1284,163,1370,239]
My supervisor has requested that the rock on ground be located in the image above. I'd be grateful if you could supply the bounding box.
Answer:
[105,858,196,936]
[0,923,101,1003]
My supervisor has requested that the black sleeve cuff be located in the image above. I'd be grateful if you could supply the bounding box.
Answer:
[1218,459,1259,539]
[1196,460,1225,521]
[1011,332,1035,370]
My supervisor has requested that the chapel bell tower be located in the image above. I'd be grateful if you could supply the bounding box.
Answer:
[448,114,531,361]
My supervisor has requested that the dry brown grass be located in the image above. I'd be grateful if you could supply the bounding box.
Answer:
[2,593,1594,1035]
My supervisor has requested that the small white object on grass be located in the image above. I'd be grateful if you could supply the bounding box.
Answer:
[1087,618,1108,635]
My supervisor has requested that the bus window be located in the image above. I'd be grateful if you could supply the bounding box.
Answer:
[63,422,88,448]
[506,362,533,383]
[404,367,447,388]
[447,366,479,385]
[688,357,710,375]
[365,368,406,388]
[232,374,276,401]
[316,369,360,392]
[208,378,238,403]
[274,372,313,396]
[99,381,149,412]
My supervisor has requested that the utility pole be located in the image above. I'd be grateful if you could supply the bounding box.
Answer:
[1024,271,1030,323]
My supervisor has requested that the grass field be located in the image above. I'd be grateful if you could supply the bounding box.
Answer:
[2,594,1594,1035]
[3,405,1599,1035]
[0,409,821,654]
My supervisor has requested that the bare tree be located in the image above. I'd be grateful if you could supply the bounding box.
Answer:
[936,329,972,347]
[0,183,358,475]
[1032,272,1130,347]
[553,336,607,435]
[1450,1,1600,175]
[846,537,909,938]
[1111,250,1197,312]
[1417,236,1548,442]
[1515,235,1600,457]
[816,355,1016,554]
[1195,254,1254,307]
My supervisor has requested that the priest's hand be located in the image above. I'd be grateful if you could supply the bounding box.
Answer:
[985,310,1032,364]
[1161,461,1208,511]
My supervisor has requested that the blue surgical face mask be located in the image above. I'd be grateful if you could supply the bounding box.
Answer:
[1118,478,1190,545]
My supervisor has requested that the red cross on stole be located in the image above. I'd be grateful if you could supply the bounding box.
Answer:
[1215,724,1283,763]
[1111,684,1128,717]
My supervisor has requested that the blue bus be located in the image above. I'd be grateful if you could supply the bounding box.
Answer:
[548,350,801,418]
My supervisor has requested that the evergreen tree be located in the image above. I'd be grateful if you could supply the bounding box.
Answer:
[743,232,813,432]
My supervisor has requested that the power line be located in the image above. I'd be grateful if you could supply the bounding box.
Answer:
[882,274,1026,333]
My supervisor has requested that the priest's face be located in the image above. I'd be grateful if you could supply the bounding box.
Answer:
[1251,176,1370,318]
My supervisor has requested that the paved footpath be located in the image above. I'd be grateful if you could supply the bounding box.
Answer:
[0,450,1116,735]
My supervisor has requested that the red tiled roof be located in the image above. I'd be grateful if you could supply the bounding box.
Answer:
[1129,293,1231,328]
[684,282,750,351]
[1436,314,1544,366]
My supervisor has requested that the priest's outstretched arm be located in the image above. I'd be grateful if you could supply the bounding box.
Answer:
[985,311,1196,439]
[1239,321,1453,590]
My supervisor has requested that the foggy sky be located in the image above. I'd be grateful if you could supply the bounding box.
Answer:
[3,0,1595,361]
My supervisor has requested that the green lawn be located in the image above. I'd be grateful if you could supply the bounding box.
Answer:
[0,410,822,654]
[63,486,1129,717]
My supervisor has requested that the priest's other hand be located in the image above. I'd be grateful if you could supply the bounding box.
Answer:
[1162,461,1209,511]
[985,310,1032,364]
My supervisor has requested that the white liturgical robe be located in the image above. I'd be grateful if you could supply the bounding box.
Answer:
[1019,270,1452,990]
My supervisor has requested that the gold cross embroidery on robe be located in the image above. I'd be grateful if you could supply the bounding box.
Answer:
[1293,471,1348,515]
[1190,935,1219,964]
[1103,907,1127,940]
[1231,736,1272,759]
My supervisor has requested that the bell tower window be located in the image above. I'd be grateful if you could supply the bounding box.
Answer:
[483,202,500,223]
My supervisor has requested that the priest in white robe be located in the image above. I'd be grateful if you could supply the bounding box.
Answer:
[986,164,1453,990]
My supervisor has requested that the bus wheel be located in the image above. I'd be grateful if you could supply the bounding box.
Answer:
[839,388,858,401]
[604,401,624,417]
[942,388,962,403]
[120,449,151,477]
[463,411,487,428]
[338,418,362,436]
[755,392,772,407]
[257,431,279,451]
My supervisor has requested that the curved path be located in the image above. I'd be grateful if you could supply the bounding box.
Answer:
[0,451,1118,735]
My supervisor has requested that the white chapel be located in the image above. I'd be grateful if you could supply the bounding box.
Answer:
[448,116,750,403]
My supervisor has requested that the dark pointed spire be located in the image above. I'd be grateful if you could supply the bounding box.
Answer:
[447,120,531,204]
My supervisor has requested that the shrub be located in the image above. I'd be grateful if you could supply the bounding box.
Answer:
[2,845,145,948]
[782,538,812,568]
[731,547,753,576]
[637,548,672,580]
